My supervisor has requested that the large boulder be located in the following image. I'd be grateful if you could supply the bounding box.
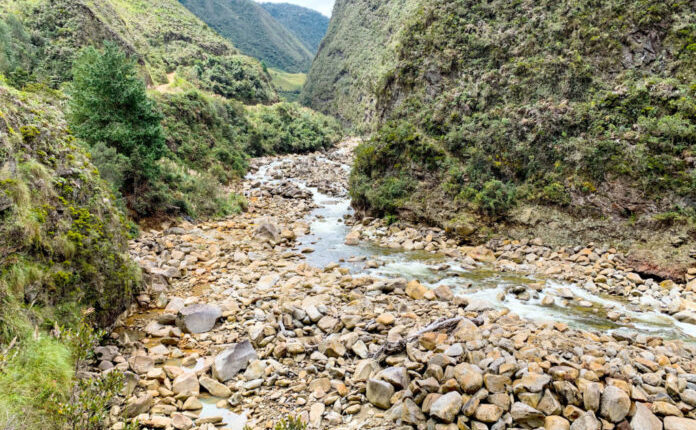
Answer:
[212,341,258,382]
[631,403,662,430]
[254,217,281,242]
[600,386,630,423]
[176,304,221,334]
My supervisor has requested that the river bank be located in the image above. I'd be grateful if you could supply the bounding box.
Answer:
[101,139,696,429]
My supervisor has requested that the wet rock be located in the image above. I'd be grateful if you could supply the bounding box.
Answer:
[176,304,221,334]
[213,341,258,382]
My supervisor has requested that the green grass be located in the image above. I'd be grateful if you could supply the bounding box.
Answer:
[269,68,306,102]
[0,336,74,429]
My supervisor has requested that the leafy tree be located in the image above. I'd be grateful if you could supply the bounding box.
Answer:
[69,42,166,192]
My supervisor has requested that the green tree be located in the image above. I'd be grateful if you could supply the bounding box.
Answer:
[69,42,166,192]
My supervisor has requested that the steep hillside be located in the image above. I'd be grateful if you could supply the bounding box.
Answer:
[313,0,696,277]
[4,0,276,103]
[179,0,314,73]
[260,2,330,53]
[300,0,420,128]
[0,81,140,426]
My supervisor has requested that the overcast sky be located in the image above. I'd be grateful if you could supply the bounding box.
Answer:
[255,0,335,17]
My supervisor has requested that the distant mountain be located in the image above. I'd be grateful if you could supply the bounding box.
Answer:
[179,0,314,73]
[260,2,329,53]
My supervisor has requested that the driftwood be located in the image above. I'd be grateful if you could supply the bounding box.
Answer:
[371,316,464,361]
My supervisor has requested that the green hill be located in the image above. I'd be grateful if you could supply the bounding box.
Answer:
[179,0,314,73]
[260,2,330,53]
[300,0,420,128]
[307,0,696,276]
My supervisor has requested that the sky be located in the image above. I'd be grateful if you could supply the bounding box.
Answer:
[255,0,335,17]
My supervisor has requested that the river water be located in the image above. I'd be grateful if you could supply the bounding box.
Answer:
[248,151,696,343]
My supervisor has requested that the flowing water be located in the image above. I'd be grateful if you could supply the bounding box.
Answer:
[248,154,696,343]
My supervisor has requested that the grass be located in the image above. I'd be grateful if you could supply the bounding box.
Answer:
[269,68,306,102]
[0,336,74,429]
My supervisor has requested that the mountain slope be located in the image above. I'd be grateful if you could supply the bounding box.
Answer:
[179,0,314,73]
[260,2,329,53]
[300,0,420,128]
[309,0,696,277]
[4,0,276,103]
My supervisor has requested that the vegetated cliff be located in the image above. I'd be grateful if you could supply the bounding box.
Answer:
[300,0,420,129]
[179,0,314,73]
[0,81,140,419]
[3,0,276,103]
[310,0,696,278]
[260,2,330,53]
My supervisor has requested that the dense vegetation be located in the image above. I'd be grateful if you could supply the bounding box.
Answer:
[269,68,307,102]
[0,2,342,427]
[2,0,275,103]
[0,81,140,427]
[261,2,330,53]
[179,0,314,73]
[301,0,421,128]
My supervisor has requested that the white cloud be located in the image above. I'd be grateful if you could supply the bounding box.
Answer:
[255,0,335,17]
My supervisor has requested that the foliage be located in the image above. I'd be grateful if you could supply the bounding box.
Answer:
[69,43,166,190]
[1,0,276,103]
[246,102,343,156]
[344,0,696,223]
[273,416,307,430]
[260,2,330,53]
[269,68,307,102]
[180,0,313,73]
[0,13,37,88]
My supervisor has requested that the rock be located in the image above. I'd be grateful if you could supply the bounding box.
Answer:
[454,363,483,393]
[626,273,644,284]
[254,217,280,242]
[317,315,340,332]
[256,274,279,290]
[513,373,551,393]
[406,280,428,300]
[400,398,426,424]
[309,402,325,427]
[182,396,202,410]
[212,341,258,382]
[345,230,360,245]
[172,413,193,430]
[570,411,601,430]
[176,304,221,334]
[631,403,662,430]
[366,379,394,409]
[354,359,379,382]
[173,372,200,395]
[583,382,601,412]
[376,313,395,326]
[674,311,696,324]
[474,404,504,423]
[511,402,545,427]
[430,391,462,423]
[664,417,696,430]
[378,367,410,389]
[130,355,155,374]
[243,359,266,381]
[200,375,231,398]
[123,393,153,418]
[545,416,571,430]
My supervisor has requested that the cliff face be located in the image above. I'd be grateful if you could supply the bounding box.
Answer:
[301,0,419,129]
[308,0,696,278]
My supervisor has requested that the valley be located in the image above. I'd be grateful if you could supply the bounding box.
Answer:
[1,0,696,429]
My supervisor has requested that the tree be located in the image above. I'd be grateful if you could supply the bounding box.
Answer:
[69,42,166,192]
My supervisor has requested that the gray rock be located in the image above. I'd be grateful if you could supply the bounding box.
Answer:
[378,367,410,390]
[600,385,630,423]
[511,402,544,427]
[631,402,662,430]
[123,393,153,418]
[429,391,462,423]
[366,379,394,409]
[212,341,258,382]
[176,304,221,334]
[570,411,601,430]
[199,376,231,398]
[254,217,280,242]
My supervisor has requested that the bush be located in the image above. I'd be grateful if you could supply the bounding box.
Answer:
[69,42,166,190]
[472,180,517,218]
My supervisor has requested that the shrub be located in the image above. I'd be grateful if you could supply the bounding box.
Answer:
[69,42,166,191]
[473,180,517,218]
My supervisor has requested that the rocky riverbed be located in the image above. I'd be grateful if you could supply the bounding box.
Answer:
[101,139,696,430]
